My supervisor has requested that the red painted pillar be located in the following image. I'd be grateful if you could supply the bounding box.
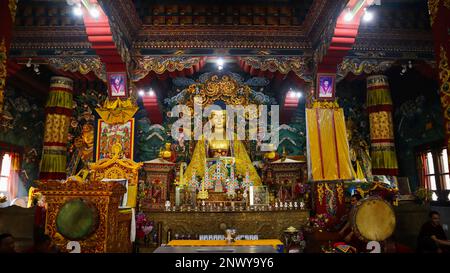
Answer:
[0,0,17,113]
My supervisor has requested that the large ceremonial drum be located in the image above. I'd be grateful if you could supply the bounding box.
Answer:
[351,196,396,241]
[56,198,99,240]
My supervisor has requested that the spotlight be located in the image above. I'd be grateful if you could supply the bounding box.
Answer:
[344,10,353,22]
[363,9,373,22]
[73,4,83,16]
[217,65,223,71]
[89,4,100,18]
[296,92,302,98]
[216,58,224,66]
[138,90,145,96]
[289,91,296,98]
[148,89,155,96]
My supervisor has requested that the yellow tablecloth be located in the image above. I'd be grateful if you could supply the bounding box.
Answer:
[167,239,283,249]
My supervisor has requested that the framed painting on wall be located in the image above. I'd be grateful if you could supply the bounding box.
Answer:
[107,72,128,99]
[316,73,336,100]
[96,119,134,161]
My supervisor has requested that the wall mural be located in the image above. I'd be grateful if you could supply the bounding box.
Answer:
[67,90,104,176]
[394,89,444,191]
[339,96,373,181]
[0,85,45,192]
[336,70,443,191]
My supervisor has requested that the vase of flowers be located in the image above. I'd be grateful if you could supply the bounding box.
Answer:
[136,212,154,247]
[306,213,332,233]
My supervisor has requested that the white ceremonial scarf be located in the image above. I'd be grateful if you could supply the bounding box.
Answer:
[130,208,136,242]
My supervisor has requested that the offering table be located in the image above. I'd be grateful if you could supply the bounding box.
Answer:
[145,209,310,245]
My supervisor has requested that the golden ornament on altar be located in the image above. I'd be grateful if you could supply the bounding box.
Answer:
[197,189,209,200]
[263,143,277,160]
[159,143,173,160]
[90,143,143,208]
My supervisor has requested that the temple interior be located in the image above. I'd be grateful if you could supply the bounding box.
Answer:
[0,0,450,254]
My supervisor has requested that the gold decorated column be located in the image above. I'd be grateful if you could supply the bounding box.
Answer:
[0,0,18,113]
[366,75,398,176]
[39,76,74,180]
[428,0,450,175]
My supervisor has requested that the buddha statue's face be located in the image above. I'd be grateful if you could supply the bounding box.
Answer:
[211,110,225,130]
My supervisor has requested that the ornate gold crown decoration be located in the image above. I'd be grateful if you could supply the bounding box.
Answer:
[185,75,251,108]
[95,98,138,125]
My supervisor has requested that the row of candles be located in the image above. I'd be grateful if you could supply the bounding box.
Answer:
[164,201,306,212]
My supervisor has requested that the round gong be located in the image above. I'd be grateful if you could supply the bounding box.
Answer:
[56,198,99,240]
[352,197,396,241]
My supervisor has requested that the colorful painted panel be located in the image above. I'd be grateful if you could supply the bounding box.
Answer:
[96,119,134,161]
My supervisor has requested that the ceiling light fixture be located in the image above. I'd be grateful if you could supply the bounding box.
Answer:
[89,4,100,18]
[216,58,224,71]
[216,58,224,66]
[73,3,83,16]
[363,8,373,22]
[344,8,353,22]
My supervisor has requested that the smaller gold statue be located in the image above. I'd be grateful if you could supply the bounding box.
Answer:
[74,124,95,163]
[159,143,175,162]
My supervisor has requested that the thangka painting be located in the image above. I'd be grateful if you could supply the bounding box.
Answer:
[96,119,134,161]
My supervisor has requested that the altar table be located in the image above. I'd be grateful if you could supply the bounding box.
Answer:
[166,239,284,253]
[154,245,278,253]
[168,239,283,248]
[145,209,310,244]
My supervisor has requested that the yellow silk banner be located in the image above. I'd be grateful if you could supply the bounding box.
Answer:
[306,107,353,181]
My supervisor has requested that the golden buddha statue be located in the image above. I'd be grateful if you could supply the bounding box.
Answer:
[184,110,261,186]
[208,110,230,157]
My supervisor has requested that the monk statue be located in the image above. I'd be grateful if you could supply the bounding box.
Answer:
[184,110,261,186]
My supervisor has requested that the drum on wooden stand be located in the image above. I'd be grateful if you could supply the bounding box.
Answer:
[351,196,396,242]
[56,198,99,240]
